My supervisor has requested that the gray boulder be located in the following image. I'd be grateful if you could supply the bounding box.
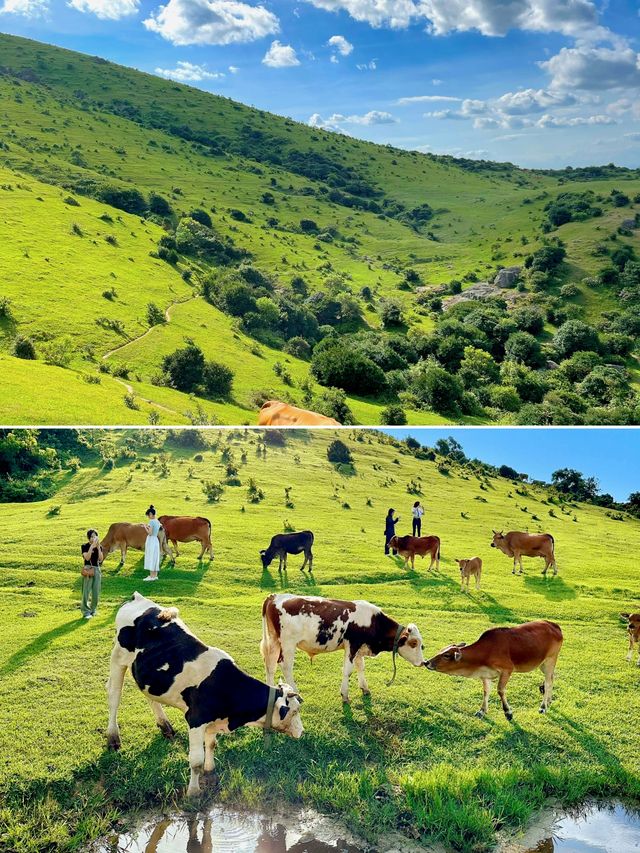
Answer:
[494,266,522,288]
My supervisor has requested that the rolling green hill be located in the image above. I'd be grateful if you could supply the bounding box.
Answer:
[0,428,638,851]
[0,33,639,425]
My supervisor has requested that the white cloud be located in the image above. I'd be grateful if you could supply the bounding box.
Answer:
[68,0,137,17]
[493,88,577,114]
[309,109,397,129]
[397,94,461,105]
[144,0,279,46]
[155,60,224,81]
[624,132,640,141]
[432,78,442,86]
[228,64,239,73]
[0,0,46,13]
[540,45,640,91]
[356,59,376,70]
[327,34,353,56]
[262,40,301,67]
[302,0,602,37]
[536,112,616,127]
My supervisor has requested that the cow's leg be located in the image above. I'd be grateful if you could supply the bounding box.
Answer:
[411,554,415,571]
[106,652,127,750]
[308,550,313,572]
[146,697,175,739]
[542,557,549,576]
[280,644,298,692]
[283,552,288,571]
[476,570,481,591]
[169,539,179,557]
[203,725,218,773]
[120,543,127,565]
[538,656,557,713]
[208,537,214,560]
[340,650,355,704]
[300,550,308,572]
[354,654,370,696]
[186,724,207,796]
[475,678,491,717]
[626,633,636,662]
[512,556,516,575]
[497,670,514,720]
[262,635,281,686]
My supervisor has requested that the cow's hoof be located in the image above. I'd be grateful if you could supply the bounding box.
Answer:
[186,787,200,798]
[361,688,371,696]
[107,735,121,751]
[539,706,547,714]
[158,721,176,740]
[342,696,351,705]
[201,770,218,787]
[474,710,485,719]
[504,711,514,722]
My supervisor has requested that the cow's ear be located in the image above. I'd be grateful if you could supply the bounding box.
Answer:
[620,613,630,621]
[455,642,467,648]
[259,549,266,555]
[453,649,463,662]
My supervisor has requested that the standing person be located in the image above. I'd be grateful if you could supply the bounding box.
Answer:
[384,508,400,556]
[412,500,424,537]
[81,529,102,619]
[143,505,161,582]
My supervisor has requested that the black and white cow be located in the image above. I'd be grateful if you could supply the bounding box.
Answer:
[260,531,314,573]
[260,593,425,703]
[107,593,304,795]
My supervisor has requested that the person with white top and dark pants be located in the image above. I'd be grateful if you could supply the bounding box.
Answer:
[412,501,424,537]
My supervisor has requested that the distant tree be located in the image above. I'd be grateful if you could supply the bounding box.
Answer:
[311,340,387,395]
[162,344,205,393]
[458,346,499,389]
[261,192,275,205]
[434,436,466,462]
[188,208,212,228]
[405,436,421,451]
[551,468,599,501]
[327,439,352,465]
[146,303,165,326]
[553,321,600,359]
[312,387,355,424]
[12,336,36,360]
[379,299,404,328]
[97,185,146,215]
[380,404,407,425]
[499,464,520,480]
[505,331,543,368]
[299,219,318,233]
[202,361,233,399]
[409,362,464,414]
[148,193,174,217]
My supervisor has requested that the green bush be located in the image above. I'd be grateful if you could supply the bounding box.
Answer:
[327,439,352,464]
[311,339,387,396]
[12,336,36,360]
[146,303,165,326]
[162,344,206,393]
[408,361,464,414]
[504,331,543,368]
[202,361,234,399]
[553,320,600,359]
[380,404,407,425]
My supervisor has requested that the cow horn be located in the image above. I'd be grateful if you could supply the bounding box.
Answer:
[158,607,179,622]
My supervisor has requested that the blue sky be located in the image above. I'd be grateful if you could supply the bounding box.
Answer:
[1,0,639,168]
[383,427,639,501]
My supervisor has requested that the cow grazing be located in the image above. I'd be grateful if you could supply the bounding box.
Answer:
[389,535,440,571]
[101,522,172,564]
[491,530,557,576]
[260,593,425,703]
[260,531,314,573]
[107,593,303,796]
[620,613,640,665]
[456,557,482,592]
[425,620,563,720]
[257,400,340,427]
[159,515,214,561]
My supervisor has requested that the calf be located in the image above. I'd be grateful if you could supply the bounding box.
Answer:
[107,593,303,795]
[456,557,482,592]
[258,400,340,426]
[101,522,172,564]
[159,515,214,561]
[425,620,563,720]
[389,535,440,571]
[621,613,640,665]
[260,531,314,573]
[491,530,557,576]
[260,593,425,703]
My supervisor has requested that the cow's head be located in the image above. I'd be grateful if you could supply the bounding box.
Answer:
[621,613,640,639]
[424,642,468,673]
[270,682,304,739]
[491,530,510,555]
[397,624,425,667]
[389,535,399,550]
[455,559,469,573]
[259,549,272,569]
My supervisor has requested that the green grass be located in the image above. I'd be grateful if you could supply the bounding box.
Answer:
[0,33,639,424]
[0,429,638,851]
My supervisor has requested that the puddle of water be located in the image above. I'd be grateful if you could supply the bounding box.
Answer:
[521,804,640,853]
[97,807,372,853]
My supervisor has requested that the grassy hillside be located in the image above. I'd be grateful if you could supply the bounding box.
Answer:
[0,429,638,851]
[0,33,639,425]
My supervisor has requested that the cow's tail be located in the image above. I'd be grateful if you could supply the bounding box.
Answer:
[437,540,441,561]
[260,594,281,665]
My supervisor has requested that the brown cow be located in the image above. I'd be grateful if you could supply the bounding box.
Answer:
[389,535,440,571]
[491,530,557,576]
[425,620,563,720]
[620,613,640,666]
[257,400,340,427]
[456,557,482,592]
[101,522,172,565]
[158,515,213,560]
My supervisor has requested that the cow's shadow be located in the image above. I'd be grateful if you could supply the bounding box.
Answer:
[472,592,521,624]
[523,574,576,600]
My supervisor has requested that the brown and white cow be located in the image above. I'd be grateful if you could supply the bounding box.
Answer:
[491,530,557,576]
[620,613,640,666]
[456,557,482,592]
[101,522,172,564]
[257,400,340,427]
[107,593,304,796]
[158,515,214,561]
[389,535,440,571]
[260,593,425,703]
[425,620,563,720]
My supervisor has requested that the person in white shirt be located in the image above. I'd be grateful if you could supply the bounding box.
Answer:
[412,501,424,537]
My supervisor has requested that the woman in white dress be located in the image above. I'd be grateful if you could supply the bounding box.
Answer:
[143,505,161,581]
[412,501,424,537]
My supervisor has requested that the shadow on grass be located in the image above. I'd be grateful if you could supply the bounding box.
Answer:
[523,574,577,600]
[0,616,85,678]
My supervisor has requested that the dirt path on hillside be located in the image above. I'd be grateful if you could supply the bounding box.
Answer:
[101,295,197,361]
[110,376,184,418]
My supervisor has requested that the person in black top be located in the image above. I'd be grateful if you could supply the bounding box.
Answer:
[81,529,103,619]
[384,508,400,555]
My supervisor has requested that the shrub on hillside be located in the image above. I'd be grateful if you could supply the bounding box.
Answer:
[379,299,404,328]
[97,185,146,215]
[311,339,387,396]
[42,336,74,368]
[284,337,311,360]
[202,361,234,399]
[188,208,212,227]
[553,320,600,359]
[148,193,174,217]
[13,336,36,360]
[146,303,165,326]
[327,439,352,465]
[380,404,407,425]
[162,344,206,393]
[312,387,355,425]
[504,331,543,368]
[408,361,464,414]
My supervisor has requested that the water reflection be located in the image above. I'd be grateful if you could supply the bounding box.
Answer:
[525,804,640,852]
[101,809,368,853]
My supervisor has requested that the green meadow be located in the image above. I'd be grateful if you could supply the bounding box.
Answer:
[0,33,639,425]
[0,429,638,851]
